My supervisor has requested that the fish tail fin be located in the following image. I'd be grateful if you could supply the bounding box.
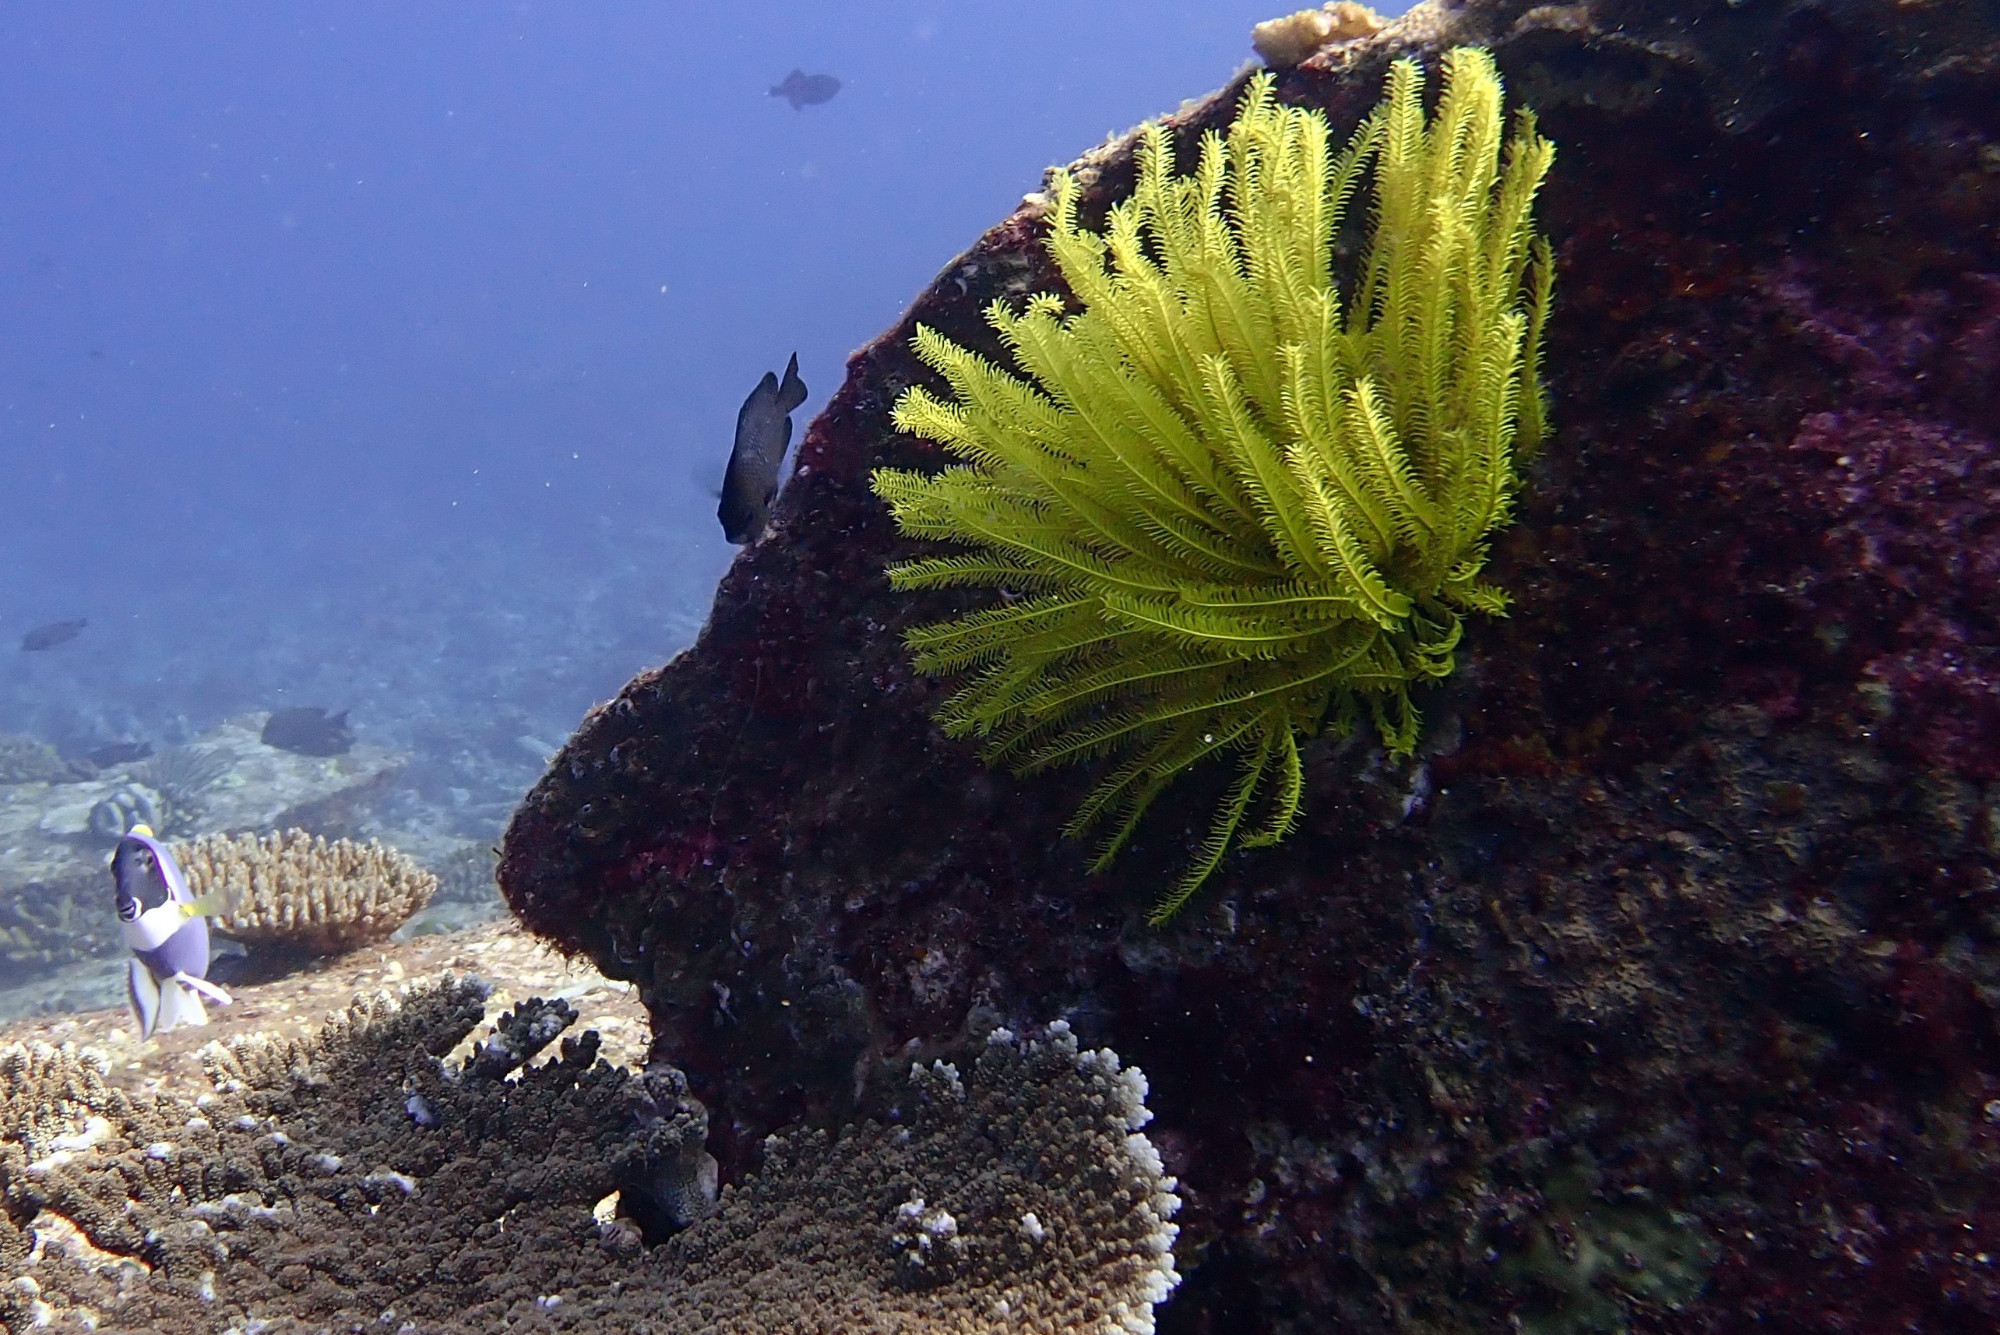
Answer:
[154,976,212,1034]
[127,958,162,1038]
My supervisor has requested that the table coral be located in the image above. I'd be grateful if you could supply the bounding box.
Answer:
[0,980,1182,1333]
[173,828,438,959]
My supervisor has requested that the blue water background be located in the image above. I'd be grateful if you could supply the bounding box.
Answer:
[0,2,1369,828]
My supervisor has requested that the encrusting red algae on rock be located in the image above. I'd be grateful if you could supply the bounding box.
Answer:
[6,1,1988,1332]
[496,0,2000,1329]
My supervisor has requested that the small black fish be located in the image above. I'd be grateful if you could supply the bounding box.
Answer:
[770,69,840,111]
[261,706,355,757]
[20,618,85,651]
[86,740,154,768]
[719,353,808,545]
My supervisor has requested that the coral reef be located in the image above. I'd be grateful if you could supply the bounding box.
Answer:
[650,1020,1182,1334]
[874,54,1553,916]
[1,717,408,1019]
[431,842,501,905]
[1252,3,1385,68]
[83,782,161,843]
[0,918,654,1090]
[80,744,244,845]
[0,734,81,785]
[3,713,402,904]
[0,869,112,981]
[0,980,1180,1333]
[383,842,508,936]
[497,0,2000,1329]
[0,979,662,1332]
[127,745,233,836]
[173,828,438,958]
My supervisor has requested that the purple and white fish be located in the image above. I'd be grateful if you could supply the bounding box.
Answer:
[113,824,232,1038]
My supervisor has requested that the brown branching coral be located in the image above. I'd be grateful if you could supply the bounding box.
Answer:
[172,828,437,956]
[0,980,1181,1334]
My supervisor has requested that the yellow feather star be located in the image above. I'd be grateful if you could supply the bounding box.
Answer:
[872,49,1556,922]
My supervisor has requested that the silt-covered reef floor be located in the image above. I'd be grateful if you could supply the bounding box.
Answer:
[502,0,2000,1329]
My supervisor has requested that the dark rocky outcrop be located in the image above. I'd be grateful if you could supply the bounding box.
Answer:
[500,1,2000,1328]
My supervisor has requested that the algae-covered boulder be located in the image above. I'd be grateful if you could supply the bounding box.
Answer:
[501,1,2000,1329]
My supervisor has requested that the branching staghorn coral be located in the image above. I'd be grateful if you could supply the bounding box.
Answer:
[873,50,1555,919]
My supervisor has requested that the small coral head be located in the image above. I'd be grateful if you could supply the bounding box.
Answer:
[873,49,1555,921]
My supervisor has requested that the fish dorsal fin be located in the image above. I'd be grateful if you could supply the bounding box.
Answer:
[776,353,807,414]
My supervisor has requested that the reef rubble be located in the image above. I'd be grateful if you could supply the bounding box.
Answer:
[499,0,2000,1330]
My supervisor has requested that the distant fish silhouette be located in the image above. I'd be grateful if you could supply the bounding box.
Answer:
[770,69,840,111]
[87,740,154,768]
[261,706,355,757]
[719,353,808,544]
[20,618,85,651]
